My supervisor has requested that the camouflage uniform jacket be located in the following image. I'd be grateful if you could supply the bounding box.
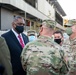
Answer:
[61,39,72,75]
[61,38,71,62]
[21,36,69,75]
[69,38,76,72]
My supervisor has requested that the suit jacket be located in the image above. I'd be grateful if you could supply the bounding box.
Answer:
[0,37,13,75]
[1,30,29,74]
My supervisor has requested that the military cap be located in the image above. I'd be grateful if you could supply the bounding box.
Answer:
[65,19,76,27]
[27,30,36,36]
[42,19,56,28]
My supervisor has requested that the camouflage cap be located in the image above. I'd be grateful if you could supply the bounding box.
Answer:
[42,20,56,28]
[65,19,76,27]
[27,30,36,36]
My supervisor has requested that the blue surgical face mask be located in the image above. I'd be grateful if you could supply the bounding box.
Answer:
[28,36,36,42]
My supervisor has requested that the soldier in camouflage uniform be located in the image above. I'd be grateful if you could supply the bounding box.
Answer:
[65,19,76,75]
[53,30,71,69]
[21,20,69,75]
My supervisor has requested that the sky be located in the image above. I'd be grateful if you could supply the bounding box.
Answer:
[57,0,76,19]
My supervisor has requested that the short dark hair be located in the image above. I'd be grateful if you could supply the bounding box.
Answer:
[53,30,63,37]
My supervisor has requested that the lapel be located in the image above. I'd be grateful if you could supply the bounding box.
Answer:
[22,33,27,44]
[9,30,22,49]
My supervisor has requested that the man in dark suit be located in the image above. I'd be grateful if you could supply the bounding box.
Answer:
[1,16,29,75]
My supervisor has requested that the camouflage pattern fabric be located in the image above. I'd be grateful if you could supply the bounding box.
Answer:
[61,38,71,62]
[62,37,76,75]
[42,20,56,28]
[68,38,76,74]
[61,38,73,75]
[21,36,69,75]
[27,30,36,36]
[65,19,76,27]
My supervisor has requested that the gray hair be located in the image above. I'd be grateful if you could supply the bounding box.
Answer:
[13,16,25,23]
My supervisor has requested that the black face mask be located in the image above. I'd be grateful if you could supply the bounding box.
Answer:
[54,39,62,44]
[15,26,24,34]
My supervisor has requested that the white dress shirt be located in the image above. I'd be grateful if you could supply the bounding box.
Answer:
[12,28,25,45]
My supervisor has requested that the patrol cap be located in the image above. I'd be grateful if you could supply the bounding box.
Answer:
[42,19,56,28]
[65,19,76,27]
[27,30,36,36]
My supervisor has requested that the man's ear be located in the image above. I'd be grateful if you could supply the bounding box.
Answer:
[39,27,43,35]
[12,22,16,28]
